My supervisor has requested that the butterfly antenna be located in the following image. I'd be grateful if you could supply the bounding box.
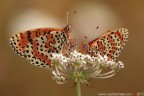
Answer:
[67,10,69,24]
[96,26,99,29]
[95,25,99,32]
[84,36,88,39]
[90,25,100,36]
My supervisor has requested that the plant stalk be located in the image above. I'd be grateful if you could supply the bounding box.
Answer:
[76,80,81,96]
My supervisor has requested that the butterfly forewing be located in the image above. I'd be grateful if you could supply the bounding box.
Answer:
[88,28,128,61]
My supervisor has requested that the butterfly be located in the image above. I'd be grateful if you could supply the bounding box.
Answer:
[10,11,73,68]
[80,28,128,61]
[10,24,72,68]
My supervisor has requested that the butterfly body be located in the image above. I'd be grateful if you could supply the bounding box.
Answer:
[10,24,72,67]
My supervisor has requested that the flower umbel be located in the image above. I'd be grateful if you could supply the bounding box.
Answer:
[51,50,124,84]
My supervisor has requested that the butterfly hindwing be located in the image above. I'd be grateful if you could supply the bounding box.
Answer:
[88,28,128,61]
[10,26,71,68]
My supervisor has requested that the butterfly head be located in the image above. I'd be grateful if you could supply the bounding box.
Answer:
[64,24,72,32]
[63,24,72,43]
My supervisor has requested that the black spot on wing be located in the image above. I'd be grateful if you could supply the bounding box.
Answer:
[27,31,33,44]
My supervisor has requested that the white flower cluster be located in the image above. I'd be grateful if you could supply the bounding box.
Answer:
[51,50,124,84]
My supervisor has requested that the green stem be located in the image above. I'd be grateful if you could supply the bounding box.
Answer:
[76,80,81,96]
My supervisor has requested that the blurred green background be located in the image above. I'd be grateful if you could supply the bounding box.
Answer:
[0,0,144,96]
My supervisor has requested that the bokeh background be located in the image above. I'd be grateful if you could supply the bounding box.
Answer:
[0,0,144,96]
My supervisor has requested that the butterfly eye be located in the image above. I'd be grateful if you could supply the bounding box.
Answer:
[84,44,88,49]
[64,24,72,32]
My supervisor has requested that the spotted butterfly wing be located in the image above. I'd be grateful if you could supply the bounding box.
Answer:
[81,28,128,61]
[10,24,71,68]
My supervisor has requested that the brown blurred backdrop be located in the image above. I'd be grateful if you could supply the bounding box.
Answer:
[0,0,144,96]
